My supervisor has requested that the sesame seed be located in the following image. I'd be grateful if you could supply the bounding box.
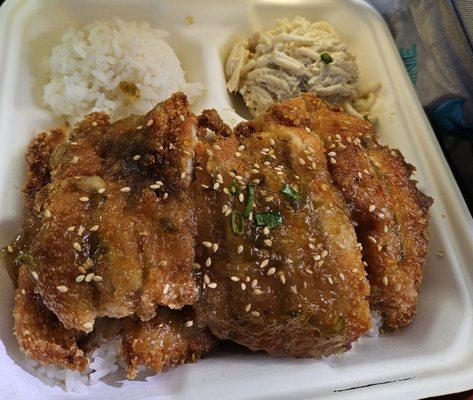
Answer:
[352,221,359,227]
[252,179,260,184]
[238,145,245,151]
[185,320,194,327]
[202,241,212,248]
[369,205,376,212]
[147,119,154,126]
[321,250,328,257]
[75,275,85,283]
[368,236,377,244]
[263,161,271,167]
[85,273,94,282]
[149,184,160,189]
[266,267,276,276]
[120,187,131,193]
[378,213,385,219]
[237,245,244,254]
[238,193,244,203]
[298,158,306,165]
[206,149,213,157]
[222,205,229,213]
[289,285,298,294]
[241,282,246,290]
[263,227,270,235]
[73,242,82,252]
[98,187,106,194]
[71,156,79,164]
[339,273,345,281]
[383,276,389,286]
[231,276,240,282]
[205,257,212,267]
[383,225,388,233]
[223,187,230,195]
[213,144,221,151]
[83,322,93,330]
[437,250,445,257]
[179,114,185,121]
[32,271,39,280]
[201,184,209,189]
[67,226,75,232]
[245,303,252,312]
[181,172,187,179]
[157,260,168,267]
[208,282,217,289]
[163,284,170,294]
[7,245,14,253]
[264,239,272,247]
[211,243,219,253]
[279,274,286,284]
[77,225,85,236]
[327,151,337,157]
[308,243,316,250]
[79,196,89,202]
[56,285,68,293]
[338,243,346,250]
[253,288,263,295]
[305,127,311,133]
[235,152,242,158]
[327,277,334,285]
[136,125,143,130]
[92,275,103,282]
[260,259,269,268]
[193,263,201,269]
[225,209,232,217]
[251,311,260,317]
[330,158,336,165]
[91,121,98,127]
[213,182,220,190]
[163,192,169,200]
[204,274,210,284]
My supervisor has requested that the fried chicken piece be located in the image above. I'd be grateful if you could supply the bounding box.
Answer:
[13,93,198,332]
[193,110,371,357]
[2,128,67,283]
[264,94,432,329]
[121,308,215,379]
[13,265,88,371]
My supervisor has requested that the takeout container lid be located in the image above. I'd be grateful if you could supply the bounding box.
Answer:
[1,0,473,399]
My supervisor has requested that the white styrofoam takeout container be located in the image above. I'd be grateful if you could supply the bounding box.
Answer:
[1,0,473,399]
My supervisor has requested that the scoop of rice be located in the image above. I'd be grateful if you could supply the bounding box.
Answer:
[43,18,203,124]
[226,17,377,118]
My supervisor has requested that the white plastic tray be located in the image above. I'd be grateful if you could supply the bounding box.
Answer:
[1,0,473,399]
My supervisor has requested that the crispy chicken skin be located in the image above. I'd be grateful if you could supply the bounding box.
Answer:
[193,110,371,356]
[13,265,88,371]
[121,308,215,379]
[11,93,198,333]
[262,94,432,329]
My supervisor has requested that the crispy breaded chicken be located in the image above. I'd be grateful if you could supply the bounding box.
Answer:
[9,93,198,333]
[264,94,432,329]
[193,110,371,356]
[13,265,88,371]
[121,308,215,379]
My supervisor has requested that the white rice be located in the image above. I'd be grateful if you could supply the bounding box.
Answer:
[43,18,204,125]
[23,335,120,393]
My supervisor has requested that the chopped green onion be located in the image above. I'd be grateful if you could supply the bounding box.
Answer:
[320,53,333,64]
[243,184,255,218]
[280,183,302,205]
[231,211,244,235]
[228,180,241,195]
[254,211,282,229]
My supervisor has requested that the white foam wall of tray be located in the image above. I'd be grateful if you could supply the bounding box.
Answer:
[0,0,473,399]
